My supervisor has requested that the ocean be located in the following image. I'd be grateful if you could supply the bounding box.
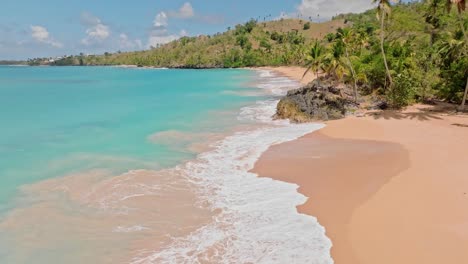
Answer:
[0,66,331,263]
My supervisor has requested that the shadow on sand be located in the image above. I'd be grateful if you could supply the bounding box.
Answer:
[366,110,443,121]
[365,102,468,122]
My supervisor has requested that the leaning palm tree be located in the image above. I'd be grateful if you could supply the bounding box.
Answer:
[372,0,397,89]
[337,28,359,102]
[446,0,467,110]
[303,41,325,82]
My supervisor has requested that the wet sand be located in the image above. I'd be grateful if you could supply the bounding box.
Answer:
[250,66,317,85]
[253,105,468,264]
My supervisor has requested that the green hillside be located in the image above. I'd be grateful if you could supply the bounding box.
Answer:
[41,19,347,68]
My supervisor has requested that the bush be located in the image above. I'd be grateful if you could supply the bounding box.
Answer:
[244,19,257,33]
[259,38,272,51]
[387,71,416,108]
[303,22,311,30]
[236,34,251,50]
[270,31,281,41]
[437,56,468,103]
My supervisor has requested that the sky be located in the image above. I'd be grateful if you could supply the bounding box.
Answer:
[0,0,384,60]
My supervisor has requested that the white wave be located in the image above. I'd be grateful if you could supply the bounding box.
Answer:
[254,70,300,96]
[3,64,29,67]
[132,70,332,264]
[257,70,274,78]
[238,99,281,123]
[115,65,169,70]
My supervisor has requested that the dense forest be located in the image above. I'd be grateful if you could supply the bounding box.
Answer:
[28,0,467,109]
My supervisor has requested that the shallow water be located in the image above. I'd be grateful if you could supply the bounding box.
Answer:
[0,66,332,263]
[0,66,258,209]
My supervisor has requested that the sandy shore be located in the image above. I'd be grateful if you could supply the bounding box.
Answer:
[252,68,468,263]
[251,66,317,85]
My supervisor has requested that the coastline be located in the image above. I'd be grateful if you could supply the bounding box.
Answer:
[252,67,468,263]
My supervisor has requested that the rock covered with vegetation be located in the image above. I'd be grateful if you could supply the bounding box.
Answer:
[276,79,357,122]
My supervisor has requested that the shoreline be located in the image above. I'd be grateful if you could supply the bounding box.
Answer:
[245,66,316,85]
[252,67,468,263]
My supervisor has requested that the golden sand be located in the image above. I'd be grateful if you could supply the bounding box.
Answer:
[253,67,468,264]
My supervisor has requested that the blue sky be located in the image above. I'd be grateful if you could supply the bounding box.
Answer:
[0,0,383,60]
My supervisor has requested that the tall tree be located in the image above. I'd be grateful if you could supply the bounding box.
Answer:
[303,41,325,82]
[323,41,346,80]
[372,0,396,89]
[446,0,467,110]
[337,28,359,102]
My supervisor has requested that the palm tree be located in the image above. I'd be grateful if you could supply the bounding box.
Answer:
[372,0,397,89]
[337,28,359,101]
[323,41,346,80]
[446,0,467,110]
[356,32,370,56]
[303,41,325,82]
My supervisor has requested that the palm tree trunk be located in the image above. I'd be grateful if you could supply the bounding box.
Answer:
[380,9,393,89]
[316,69,320,85]
[461,77,468,111]
[345,45,358,102]
[457,12,468,110]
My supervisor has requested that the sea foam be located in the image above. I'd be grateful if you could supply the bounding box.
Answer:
[132,70,333,264]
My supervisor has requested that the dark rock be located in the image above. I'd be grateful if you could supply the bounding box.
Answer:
[276,79,355,122]
[376,101,388,110]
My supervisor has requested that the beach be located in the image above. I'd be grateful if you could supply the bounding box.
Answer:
[253,67,468,263]
[252,66,317,85]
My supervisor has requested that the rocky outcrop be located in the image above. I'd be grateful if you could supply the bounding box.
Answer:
[275,80,357,122]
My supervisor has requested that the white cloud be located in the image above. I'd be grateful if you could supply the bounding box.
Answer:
[152,2,195,28]
[80,12,101,26]
[31,26,49,41]
[154,12,168,28]
[147,29,188,48]
[147,34,178,48]
[80,12,110,46]
[296,0,375,20]
[86,24,110,40]
[147,6,190,49]
[30,25,63,48]
[146,3,195,48]
[180,29,188,37]
[168,2,222,24]
[119,33,143,49]
[168,2,195,19]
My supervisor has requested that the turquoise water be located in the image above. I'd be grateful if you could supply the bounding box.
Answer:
[0,66,334,264]
[0,66,259,210]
